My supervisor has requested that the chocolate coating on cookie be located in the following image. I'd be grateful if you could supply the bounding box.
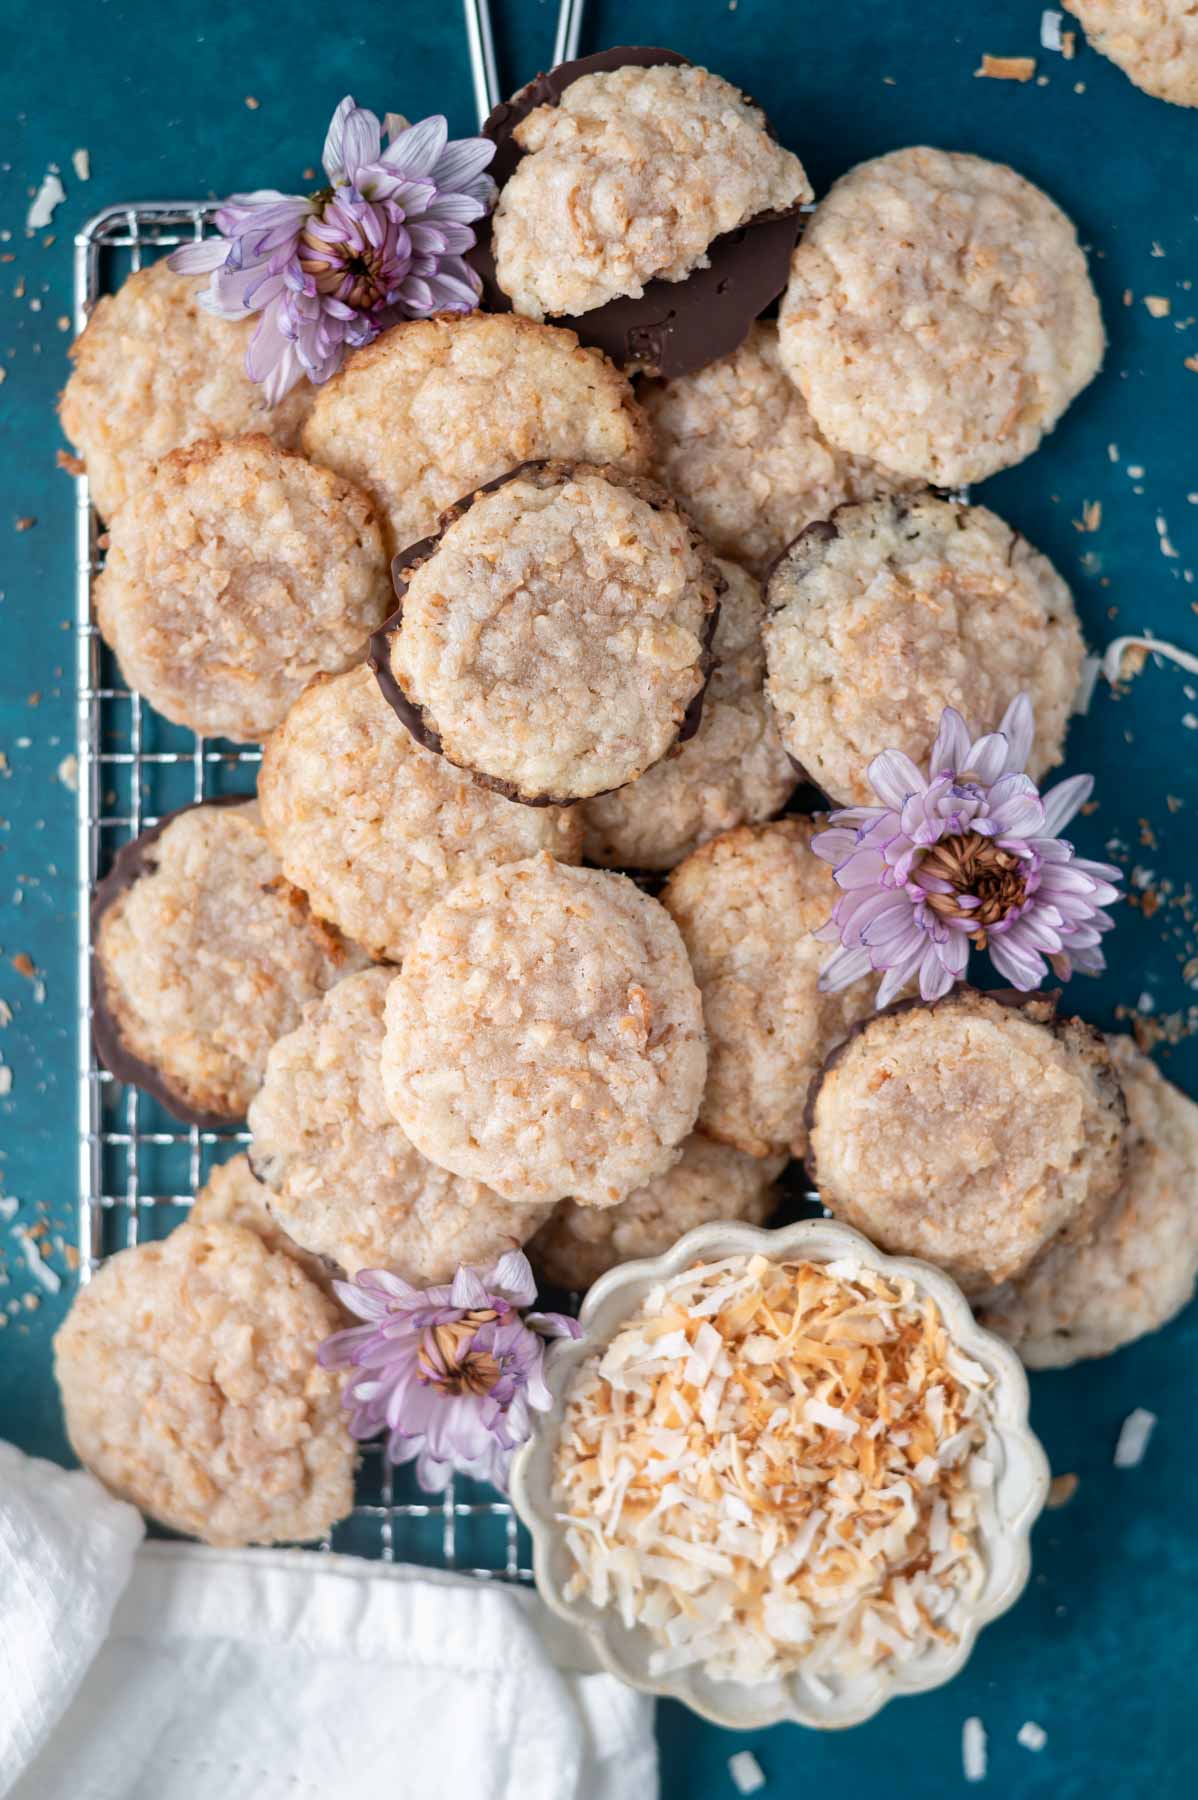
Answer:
[468,46,804,378]
[370,460,722,806]
[90,797,249,1128]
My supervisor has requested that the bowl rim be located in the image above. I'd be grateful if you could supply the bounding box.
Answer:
[509,1215,1050,1730]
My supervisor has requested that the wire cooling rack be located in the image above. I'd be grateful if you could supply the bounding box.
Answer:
[72,201,531,1579]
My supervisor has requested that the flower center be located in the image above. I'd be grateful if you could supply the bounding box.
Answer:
[298,220,391,309]
[920,830,1028,945]
[418,1311,504,1397]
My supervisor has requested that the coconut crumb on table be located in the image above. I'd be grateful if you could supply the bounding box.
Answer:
[1046,1471,1079,1508]
[1018,1720,1048,1751]
[554,1255,997,1690]
[975,54,1038,81]
[728,1749,767,1793]
[1113,1407,1157,1468]
[963,1716,988,1782]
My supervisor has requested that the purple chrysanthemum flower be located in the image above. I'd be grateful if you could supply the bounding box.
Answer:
[811,694,1123,1008]
[318,1249,579,1493]
[168,96,495,402]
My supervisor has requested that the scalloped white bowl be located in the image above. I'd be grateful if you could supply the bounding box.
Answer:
[510,1216,1049,1730]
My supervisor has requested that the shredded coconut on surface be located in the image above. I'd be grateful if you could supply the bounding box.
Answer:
[1018,1720,1047,1751]
[728,1749,767,1793]
[27,168,66,230]
[554,1255,998,1692]
[1113,1407,1157,1468]
[963,1716,988,1782]
[13,1227,61,1294]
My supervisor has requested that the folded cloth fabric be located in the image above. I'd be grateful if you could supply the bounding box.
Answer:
[0,1445,657,1800]
[0,1441,145,1786]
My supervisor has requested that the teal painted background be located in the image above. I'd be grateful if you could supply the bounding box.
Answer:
[0,0,1195,1791]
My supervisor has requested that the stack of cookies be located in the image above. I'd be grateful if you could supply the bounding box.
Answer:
[53,47,1198,1548]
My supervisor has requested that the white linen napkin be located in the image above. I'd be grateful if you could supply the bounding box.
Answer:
[0,1444,657,1800]
[0,1441,145,1785]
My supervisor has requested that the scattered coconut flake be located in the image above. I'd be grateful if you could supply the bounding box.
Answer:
[728,1751,766,1795]
[1113,1408,1157,1469]
[1017,1721,1047,1752]
[1040,10,1063,51]
[1100,637,1198,687]
[975,54,1037,81]
[554,1254,997,1693]
[0,1195,18,1222]
[1144,295,1171,319]
[1046,1472,1078,1509]
[56,752,78,792]
[71,148,90,182]
[963,1717,988,1783]
[13,1227,61,1294]
[0,1062,10,1097]
[26,169,66,231]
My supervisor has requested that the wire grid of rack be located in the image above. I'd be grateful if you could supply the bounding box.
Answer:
[72,200,531,1580]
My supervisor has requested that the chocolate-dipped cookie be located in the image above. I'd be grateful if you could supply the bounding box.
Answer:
[91,798,369,1125]
[470,47,811,377]
[370,460,722,806]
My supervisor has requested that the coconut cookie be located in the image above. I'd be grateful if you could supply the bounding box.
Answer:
[1066,3,1198,108]
[60,261,313,523]
[380,462,721,804]
[661,819,880,1160]
[491,62,810,322]
[642,323,914,576]
[190,1154,336,1294]
[301,311,649,553]
[808,990,1127,1296]
[248,968,551,1280]
[530,1133,785,1291]
[380,857,707,1206]
[93,800,369,1125]
[763,493,1084,806]
[980,1035,1198,1366]
[581,560,796,871]
[54,1221,355,1546]
[778,147,1104,486]
[258,664,582,964]
[94,436,390,742]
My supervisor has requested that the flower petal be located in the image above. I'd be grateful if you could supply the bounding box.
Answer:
[322,96,357,184]
[168,237,231,275]
[449,1265,491,1310]
[810,827,860,865]
[868,749,926,809]
[1040,773,1094,835]
[819,944,875,991]
[988,935,1047,989]
[384,113,450,178]
[919,955,958,1002]
[962,732,1010,785]
[997,693,1035,773]
[833,849,890,890]
[341,105,384,185]
[489,1249,536,1308]
[874,944,925,1008]
[928,707,971,777]
[431,135,497,188]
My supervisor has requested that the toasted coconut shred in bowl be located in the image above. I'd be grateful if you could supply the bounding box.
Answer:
[542,1244,1042,1723]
